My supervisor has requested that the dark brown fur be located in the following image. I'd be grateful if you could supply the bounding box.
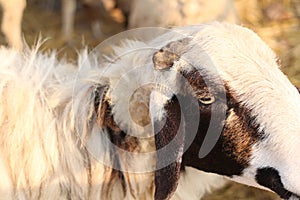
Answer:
[179,68,263,174]
[181,83,261,176]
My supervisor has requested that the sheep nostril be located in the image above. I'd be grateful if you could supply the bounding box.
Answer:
[255,167,294,200]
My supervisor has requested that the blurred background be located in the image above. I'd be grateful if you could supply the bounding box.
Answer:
[0,0,299,199]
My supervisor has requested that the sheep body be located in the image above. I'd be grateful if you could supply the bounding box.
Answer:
[61,0,239,40]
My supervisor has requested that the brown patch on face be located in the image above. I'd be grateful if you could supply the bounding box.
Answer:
[222,95,260,166]
[153,38,191,70]
[180,76,261,176]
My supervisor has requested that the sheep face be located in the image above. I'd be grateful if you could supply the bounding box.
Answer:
[150,23,300,200]
[93,23,300,200]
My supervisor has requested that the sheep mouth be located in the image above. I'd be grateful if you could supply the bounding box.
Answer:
[255,167,300,200]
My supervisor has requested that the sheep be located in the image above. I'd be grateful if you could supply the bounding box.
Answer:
[128,0,240,28]
[61,0,77,39]
[0,0,26,50]
[61,0,239,41]
[61,0,117,40]
[0,22,300,200]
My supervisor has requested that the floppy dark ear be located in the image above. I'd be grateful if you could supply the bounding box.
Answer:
[153,95,185,200]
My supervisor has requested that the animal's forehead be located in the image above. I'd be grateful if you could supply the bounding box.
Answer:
[175,23,277,61]
[152,23,279,86]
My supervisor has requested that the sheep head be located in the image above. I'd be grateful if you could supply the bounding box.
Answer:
[151,23,300,200]
[91,23,300,200]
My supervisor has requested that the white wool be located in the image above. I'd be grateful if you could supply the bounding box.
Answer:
[0,45,155,199]
[0,46,89,199]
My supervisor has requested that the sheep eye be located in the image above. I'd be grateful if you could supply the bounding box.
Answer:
[199,96,215,105]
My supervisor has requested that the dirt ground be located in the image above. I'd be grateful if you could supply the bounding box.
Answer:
[0,0,299,199]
